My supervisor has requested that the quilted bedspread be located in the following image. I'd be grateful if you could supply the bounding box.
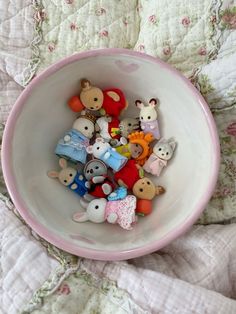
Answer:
[0,0,236,313]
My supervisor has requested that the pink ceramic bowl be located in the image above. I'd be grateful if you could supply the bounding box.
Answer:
[2,49,220,261]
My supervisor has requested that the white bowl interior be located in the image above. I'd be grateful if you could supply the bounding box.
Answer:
[11,52,215,254]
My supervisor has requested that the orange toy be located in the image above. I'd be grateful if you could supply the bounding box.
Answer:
[128,131,154,166]
[68,95,84,112]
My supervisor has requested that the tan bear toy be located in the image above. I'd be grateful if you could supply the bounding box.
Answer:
[68,79,128,117]
[132,177,165,216]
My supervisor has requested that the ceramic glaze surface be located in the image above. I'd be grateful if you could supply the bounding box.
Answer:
[2,49,220,260]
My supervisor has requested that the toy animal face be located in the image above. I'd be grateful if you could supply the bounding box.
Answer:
[153,139,176,161]
[136,98,158,123]
[58,167,77,186]
[84,159,107,180]
[132,177,157,200]
[73,117,95,139]
[129,143,143,158]
[87,198,107,223]
[80,79,104,111]
[119,118,139,138]
[87,138,110,158]
[140,106,157,122]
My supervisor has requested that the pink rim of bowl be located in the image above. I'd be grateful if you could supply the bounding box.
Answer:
[1,48,220,261]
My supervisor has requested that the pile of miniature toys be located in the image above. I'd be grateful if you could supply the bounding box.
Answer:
[48,78,177,230]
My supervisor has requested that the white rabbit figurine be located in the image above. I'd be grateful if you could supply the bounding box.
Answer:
[86,137,128,172]
[143,138,177,176]
[135,98,160,140]
[73,195,137,230]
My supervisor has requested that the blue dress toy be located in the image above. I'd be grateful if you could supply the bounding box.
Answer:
[55,129,89,164]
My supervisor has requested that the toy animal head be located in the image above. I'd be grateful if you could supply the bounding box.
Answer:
[73,111,96,139]
[153,138,176,161]
[135,98,159,122]
[79,79,104,111]
[47,158,77,186]
[86,137,110,158]
[84,159,107,181]
[73,198,107,223]
[119,117,140,138]
[132,177,165,200]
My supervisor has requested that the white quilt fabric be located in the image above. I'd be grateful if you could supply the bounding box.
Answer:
[0,199,59,314]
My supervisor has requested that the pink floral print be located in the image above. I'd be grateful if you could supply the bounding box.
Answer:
[99,30,108,38]
[198,47,207,56]
[137,44,145,52]
[137,4,143,12]
[34,9,47,22]
[123,17,129,26]
[181,16,190,27]
[149,15,157,24]
[163,46,171,56]
[70,23,78,31]
[57,283,71,295]
[222,8,236,29]
[95,8,106,16]
[226,122,236,137]
[48,41,56,52]
[210,15,217,23]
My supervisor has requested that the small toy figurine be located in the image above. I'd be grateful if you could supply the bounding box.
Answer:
[86,138,128,172]
[55,111,96,164]
[84,159,114,198]
[124,131,154,166]
[143,138,177,176]
[132,177,165,216]
[96,116,127,146]
[136,98,160,140]
[47,158,90,199]
[119,117,140,138]
[73,195,137,230]
[114,159,142,189]
[68,79,128,117]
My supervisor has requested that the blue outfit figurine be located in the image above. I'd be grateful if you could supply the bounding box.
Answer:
[101,146,128,172]
[55,129,89,164]
[68,172,88,197]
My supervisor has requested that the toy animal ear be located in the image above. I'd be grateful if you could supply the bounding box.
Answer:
[149,98,159,107]
[81,78,91,90]
[79,198,89,209]
[107,91,120,102]
[169,139,177,151]
[95,137,104,143]
[135,100,144,109]
[156,186,165,195]
[86,145,93,154]
[72,211,89,222]
[47,170,59,178]
[59,158,67,169]
[158,138,166,144]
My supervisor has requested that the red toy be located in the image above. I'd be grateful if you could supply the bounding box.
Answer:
[114,159,142,190]
[89,175,115,198]
[102,88,127,117]
[68,79,128,117]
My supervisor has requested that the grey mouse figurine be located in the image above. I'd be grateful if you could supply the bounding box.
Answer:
[119,117,140,138]
[84,159,114,198]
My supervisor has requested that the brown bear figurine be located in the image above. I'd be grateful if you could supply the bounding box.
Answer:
[132,177,165,216]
